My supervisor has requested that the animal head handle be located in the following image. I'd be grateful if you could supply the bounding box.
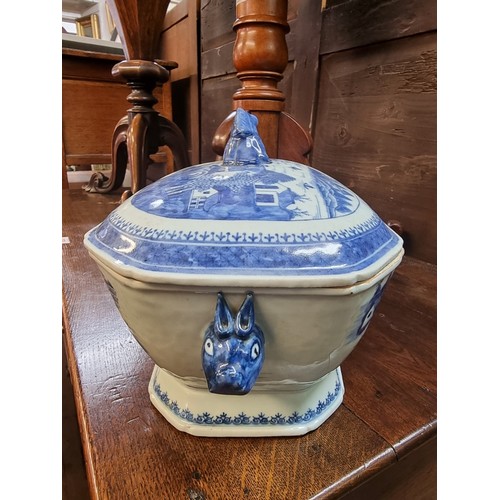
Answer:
[202,291,265,395]
[222,108,270,166]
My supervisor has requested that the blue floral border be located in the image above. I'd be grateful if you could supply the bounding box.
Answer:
[89,214,399,275]
[152,378,342,426]
[106,211,381,245]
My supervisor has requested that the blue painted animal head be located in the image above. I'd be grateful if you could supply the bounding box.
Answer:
[355,275,391,339]
[202,292,265,395]
[222,108,270,166]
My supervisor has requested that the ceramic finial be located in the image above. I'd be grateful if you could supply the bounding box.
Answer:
[222,109,270,166]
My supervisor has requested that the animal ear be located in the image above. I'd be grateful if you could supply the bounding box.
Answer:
[214,292,234,338]
[235,292,255,337]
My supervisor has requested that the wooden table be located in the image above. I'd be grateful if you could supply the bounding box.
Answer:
[62,187,436,499]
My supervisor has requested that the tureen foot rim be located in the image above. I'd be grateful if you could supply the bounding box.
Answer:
[148,365,344,437]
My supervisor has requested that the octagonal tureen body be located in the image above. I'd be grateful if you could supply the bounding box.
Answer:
[84,109,404,437]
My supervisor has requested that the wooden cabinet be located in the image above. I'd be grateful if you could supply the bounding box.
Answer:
[62,46,172,186]
[62,49,127,169]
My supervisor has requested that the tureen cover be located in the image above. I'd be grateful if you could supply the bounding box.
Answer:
[85,109,403,287]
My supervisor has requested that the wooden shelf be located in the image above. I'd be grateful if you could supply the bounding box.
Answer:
[62,188,436,499]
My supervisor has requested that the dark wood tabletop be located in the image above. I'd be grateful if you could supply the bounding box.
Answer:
[62,186,436,500]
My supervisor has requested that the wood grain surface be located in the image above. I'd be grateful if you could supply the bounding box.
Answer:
[320,0,436,55]
[311,32,437,264]
[200,75,240,160]
[62,188,436,499]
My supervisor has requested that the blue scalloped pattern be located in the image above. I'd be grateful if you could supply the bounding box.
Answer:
[152,378,342,426]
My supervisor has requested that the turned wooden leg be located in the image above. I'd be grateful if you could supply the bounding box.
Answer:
[84,116,130,194]
[119,113,151,201]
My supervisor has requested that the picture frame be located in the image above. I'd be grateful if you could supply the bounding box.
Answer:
[75,14,101,39]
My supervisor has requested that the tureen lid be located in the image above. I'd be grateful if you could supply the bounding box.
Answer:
[84,109,403,288]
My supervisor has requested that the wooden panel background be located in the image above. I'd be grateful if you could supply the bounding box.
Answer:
[199,0,320,162]
[159,0,201,164]
[199,0,236,161]
[199,0,436,264]
[320,0,437,54]
[312,32,437,264]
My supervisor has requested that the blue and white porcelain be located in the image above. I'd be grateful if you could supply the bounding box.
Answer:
[84,109,404,437]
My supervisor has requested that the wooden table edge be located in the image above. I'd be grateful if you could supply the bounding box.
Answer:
[62,289,100,500]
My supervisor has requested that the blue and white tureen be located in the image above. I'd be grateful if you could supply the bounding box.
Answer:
[84,109,404,437]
